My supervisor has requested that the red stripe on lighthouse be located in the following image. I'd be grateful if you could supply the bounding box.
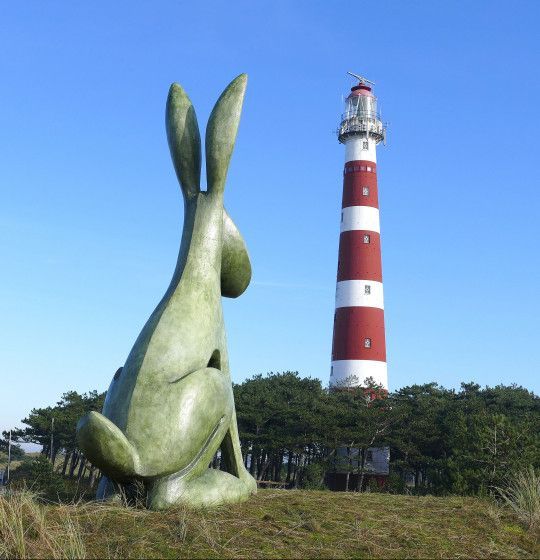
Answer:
[342,161,379,209]
[337,231,383,282]
[332,306,387,362]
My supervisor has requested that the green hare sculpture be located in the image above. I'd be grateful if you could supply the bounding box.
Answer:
[76,74,257,510]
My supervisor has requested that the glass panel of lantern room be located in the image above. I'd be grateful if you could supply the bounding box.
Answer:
[345,96,357,119]
[360,95,377,117]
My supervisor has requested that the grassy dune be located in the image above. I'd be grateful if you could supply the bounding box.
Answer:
[1,489,538,559]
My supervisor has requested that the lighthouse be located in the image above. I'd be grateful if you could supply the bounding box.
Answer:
[330,73,387,390]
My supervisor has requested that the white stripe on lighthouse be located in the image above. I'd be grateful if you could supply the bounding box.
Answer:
[335,280,384,309]
[341,206,380,233]
[345,136,377,163]
[330,360,388,389]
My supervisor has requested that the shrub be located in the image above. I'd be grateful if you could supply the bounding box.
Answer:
[12,456,64,499]
[298,462,327,490]
[386,472,407,494]
[496,466,540,531]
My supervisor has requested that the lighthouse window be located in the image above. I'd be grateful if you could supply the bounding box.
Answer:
[363,234,370,244]
[362,186,369,196]
[341,211,343,223]
[365,285,371,295]
[364,338,372,348]
[363,141,369,150]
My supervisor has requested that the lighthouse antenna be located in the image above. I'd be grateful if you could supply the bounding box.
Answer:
[346,71,375,86]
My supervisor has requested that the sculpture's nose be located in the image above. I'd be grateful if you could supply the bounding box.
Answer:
[77,411,141,481]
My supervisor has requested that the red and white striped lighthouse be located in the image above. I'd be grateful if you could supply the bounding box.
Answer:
[330,73,387,390]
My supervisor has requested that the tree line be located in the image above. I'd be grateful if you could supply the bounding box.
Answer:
[3,372,539,495]
[2,391,103,487]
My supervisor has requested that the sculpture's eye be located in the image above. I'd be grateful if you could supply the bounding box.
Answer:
[207,350,221,370]
[113,367,123,381]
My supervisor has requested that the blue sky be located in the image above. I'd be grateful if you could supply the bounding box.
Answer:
[1,1,539,436]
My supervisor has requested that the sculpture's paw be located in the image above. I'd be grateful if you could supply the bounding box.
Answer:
[77,411,140,481]
[147,468,256,510]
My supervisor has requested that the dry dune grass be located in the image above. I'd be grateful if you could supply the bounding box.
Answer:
[0,489,85,559]
[0,489,538,559]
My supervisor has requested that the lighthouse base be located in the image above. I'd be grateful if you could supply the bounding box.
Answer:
[325,445,389,491]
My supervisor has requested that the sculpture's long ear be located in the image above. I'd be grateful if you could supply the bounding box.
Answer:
[205,74,247,195]
[166,83,201,200]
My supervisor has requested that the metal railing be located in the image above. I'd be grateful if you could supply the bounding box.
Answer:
[340,110,382,123]
[338,114,386,144]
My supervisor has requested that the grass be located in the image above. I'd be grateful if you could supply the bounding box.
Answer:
[0,489,538,559]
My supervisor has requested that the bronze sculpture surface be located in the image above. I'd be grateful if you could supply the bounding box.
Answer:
[77,74,257,509]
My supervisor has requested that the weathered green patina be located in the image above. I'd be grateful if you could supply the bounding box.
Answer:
[76,74,257,509]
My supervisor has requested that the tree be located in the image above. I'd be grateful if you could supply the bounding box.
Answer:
[234,372,327,485]
[326,377,393,491]
[387,383,458,493]
[6,390,105,482]
[0,436,25,460]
